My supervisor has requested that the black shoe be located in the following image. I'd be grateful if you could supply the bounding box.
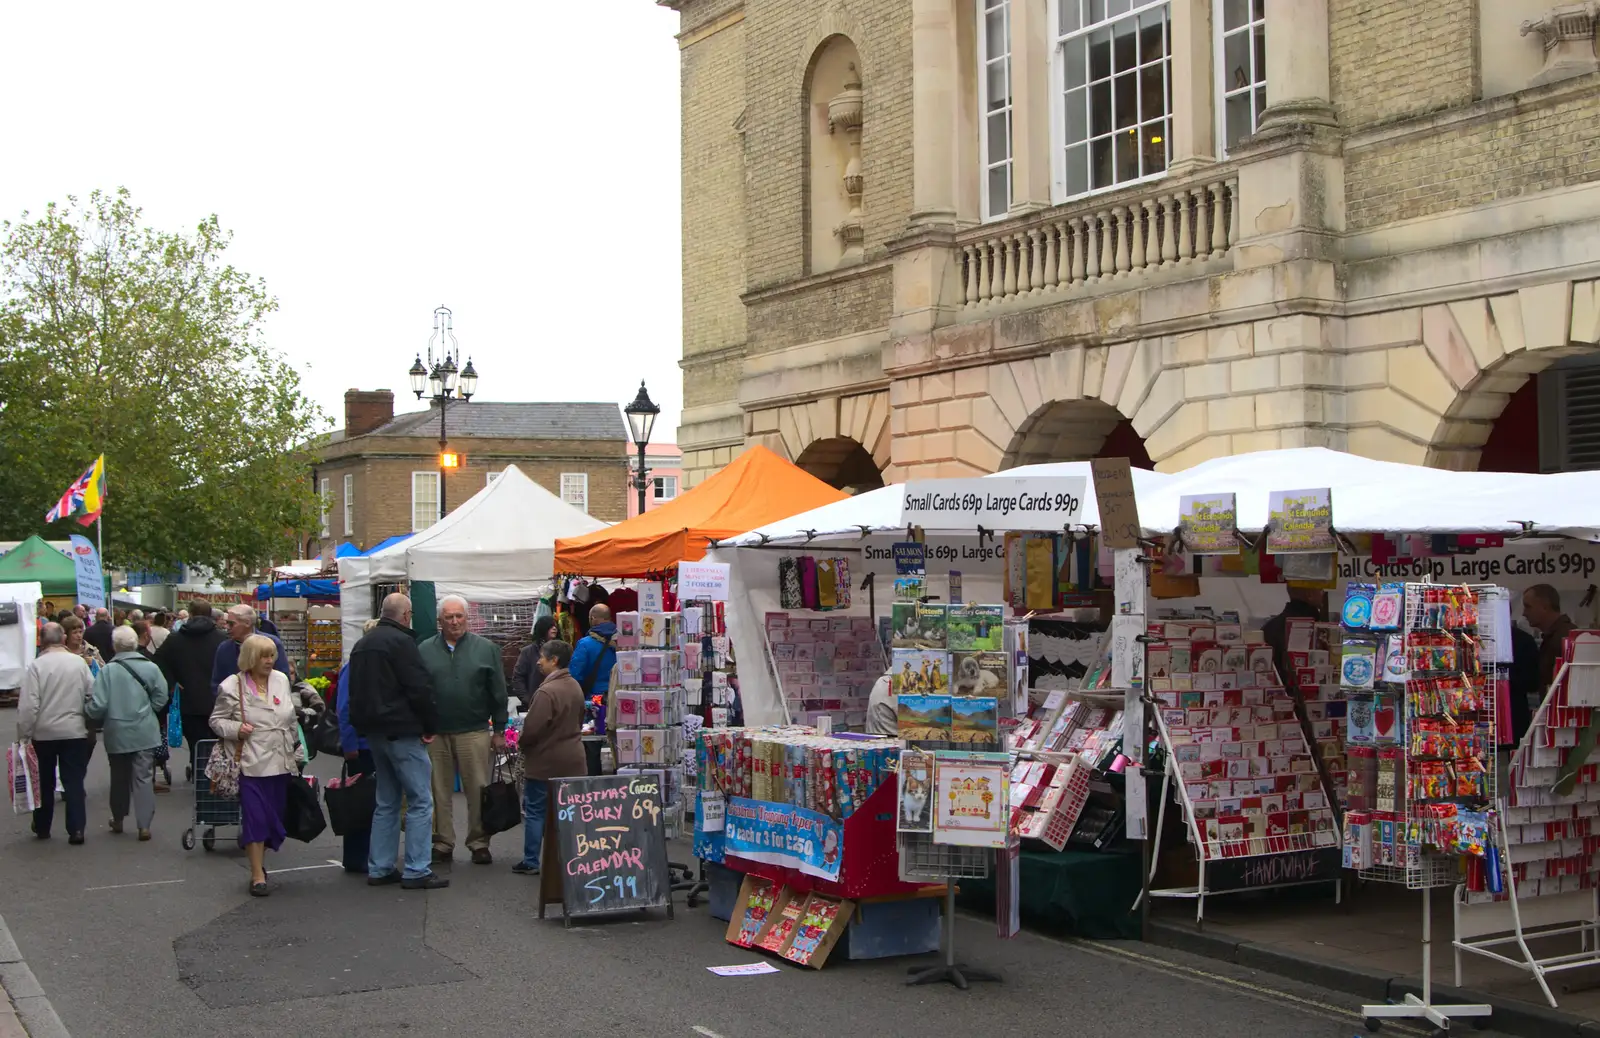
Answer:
[31,827,49,840]
[470,848,493,865]
[401,872,450,890]
[186,765,194,782]
[511,862,539,875]
[249,882,269,897]
[431,847,452,864]
[366,871,402,886]
[68,832,84,845]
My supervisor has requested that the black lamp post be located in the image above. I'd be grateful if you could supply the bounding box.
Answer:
[409,305,478,520]
[623,380,661,517]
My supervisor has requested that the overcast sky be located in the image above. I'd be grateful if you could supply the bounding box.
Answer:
[0,1,684,443]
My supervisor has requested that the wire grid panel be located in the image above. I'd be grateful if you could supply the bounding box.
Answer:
[900,831,991,880]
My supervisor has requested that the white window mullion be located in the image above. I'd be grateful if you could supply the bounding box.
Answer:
[342,473,353,536]
[560,472,588,514]
[412,471,440,532]
[978,0,1014,221]
[318,477,330,538]
[1215,0,1266,154]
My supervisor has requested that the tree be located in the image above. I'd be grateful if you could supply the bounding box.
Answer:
[0,188,325,573]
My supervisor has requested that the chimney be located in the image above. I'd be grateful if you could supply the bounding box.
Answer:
[344,389,394,437]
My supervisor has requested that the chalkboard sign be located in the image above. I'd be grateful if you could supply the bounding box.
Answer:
[1207,847,1341,894]
[538,774,674,926]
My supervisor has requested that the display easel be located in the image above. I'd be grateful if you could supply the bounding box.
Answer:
[1349,583,1502,1033]
[899,832,1000,990]
[1453,645,1600,1008]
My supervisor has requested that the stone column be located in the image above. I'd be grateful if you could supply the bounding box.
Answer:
[1008,0,1052,212]
[1255,0,1336,131]
[910,0,961,228]
[1168,0,1216,174]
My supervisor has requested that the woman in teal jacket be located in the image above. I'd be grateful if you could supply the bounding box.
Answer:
[86,625,169,840]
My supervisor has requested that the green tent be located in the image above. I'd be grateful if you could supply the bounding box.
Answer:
[0,534,79,597]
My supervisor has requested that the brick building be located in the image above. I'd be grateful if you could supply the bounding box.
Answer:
[308,390,629,554]
[665,0,1600,488]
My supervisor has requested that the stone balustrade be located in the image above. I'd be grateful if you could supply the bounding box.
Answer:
[956,173,1240,307]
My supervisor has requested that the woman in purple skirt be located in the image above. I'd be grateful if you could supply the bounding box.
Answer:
[211,634,305,896]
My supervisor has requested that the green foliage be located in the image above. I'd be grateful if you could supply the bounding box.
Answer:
[0,188,325,572]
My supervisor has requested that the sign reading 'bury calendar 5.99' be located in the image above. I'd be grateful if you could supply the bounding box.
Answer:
[901,478,1086,531]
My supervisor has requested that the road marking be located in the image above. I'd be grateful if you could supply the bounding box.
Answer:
[1020,928,1431,1036]
[691,1027,727,1038]
[85,879,186,892]
[268,863,342,874]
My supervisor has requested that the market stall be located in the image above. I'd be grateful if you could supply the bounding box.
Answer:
[0,535,78,608]
[336,464,607,657]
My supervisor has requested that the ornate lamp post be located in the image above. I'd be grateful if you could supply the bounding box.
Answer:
[623,381,661,517]
[409,305,479,520]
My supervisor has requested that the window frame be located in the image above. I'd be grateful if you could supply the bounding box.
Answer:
[318,477,330,539]
[411,471,440,532]
[1213,0,1266,156]
[653,474,678,501]
[560,472,589,513]
[977,0,1015,222]
[342,473,353,536]
[1048,0,1174,204]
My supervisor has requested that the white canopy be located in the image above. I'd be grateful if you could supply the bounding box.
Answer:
[337,464,607,657]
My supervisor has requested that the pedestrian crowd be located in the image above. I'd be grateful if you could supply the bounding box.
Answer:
[16,592,593,900]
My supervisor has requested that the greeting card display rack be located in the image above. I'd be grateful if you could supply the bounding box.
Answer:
[898,830,997,990]
[1346,583,1502,1034]
[1453,630,1600,1008]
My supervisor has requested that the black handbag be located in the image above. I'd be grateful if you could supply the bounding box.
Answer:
[283,774,327,843]
[480,754,522,837]
[310,709,343,758]
[324,762,376,836]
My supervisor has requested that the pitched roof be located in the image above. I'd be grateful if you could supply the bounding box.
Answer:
[365,401,627,441]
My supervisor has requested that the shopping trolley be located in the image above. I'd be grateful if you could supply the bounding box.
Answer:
[182,739,241,852]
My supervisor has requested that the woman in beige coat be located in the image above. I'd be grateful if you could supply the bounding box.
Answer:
[211,635,306,896]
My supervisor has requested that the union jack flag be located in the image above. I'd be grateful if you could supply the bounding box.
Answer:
[45,455,106,526]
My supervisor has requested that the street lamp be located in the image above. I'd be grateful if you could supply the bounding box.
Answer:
[624,380,660,517]
[410,305,479,520]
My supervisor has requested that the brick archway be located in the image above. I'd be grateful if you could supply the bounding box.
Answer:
[1002,399,1152,467]
[795,436,886,493]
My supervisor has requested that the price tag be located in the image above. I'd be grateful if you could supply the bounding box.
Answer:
[701,791,726,832]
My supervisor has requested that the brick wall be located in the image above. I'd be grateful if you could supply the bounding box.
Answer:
[746,266,893,353]
[743,0,913,290]
[1329,0,1477,131]
[679,0,749,363]
[311,436,628,551]
[1346,84,1600,230]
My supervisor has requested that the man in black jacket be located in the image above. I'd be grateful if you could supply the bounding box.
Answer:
[348,593,446,890]
[85,608,116,663]
[153,601,228,782]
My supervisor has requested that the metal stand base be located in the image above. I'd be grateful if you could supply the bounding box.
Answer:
[903,882,1001,990]
[1360,992,1492,1031]
[670,860,707,906]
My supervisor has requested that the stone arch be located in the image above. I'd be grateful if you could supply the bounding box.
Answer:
[747,391,890,487]
[802,34,865,274]
[1391,279,1600,471]
[1004,400,1153,467]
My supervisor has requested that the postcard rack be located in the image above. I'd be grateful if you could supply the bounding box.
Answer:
[1348,583,1503,1033]
[1454,635,1600,1009]
[898,831,998,990]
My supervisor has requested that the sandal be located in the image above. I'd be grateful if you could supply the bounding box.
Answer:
[249,881,269,897]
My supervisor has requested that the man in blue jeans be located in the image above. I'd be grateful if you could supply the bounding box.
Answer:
[346,594,448,890]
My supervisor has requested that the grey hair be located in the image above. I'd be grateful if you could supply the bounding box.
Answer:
[128,609,144,622]
[437,594,470,618]
[111,625,138,653]
[39,622,65,647]
[227,603,258,626]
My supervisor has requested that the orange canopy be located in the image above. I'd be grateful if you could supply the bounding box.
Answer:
[553,445,849,578]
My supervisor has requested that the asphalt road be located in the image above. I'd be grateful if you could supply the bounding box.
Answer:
[1,744,1512,1038]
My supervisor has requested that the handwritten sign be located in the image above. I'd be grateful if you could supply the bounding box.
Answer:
[1267,488,1333,554]
[1179,493,1240,555]
[539,774,673,924]
[677,561,730,601]
[724,797,844,881]
[901,477,1085,531]
[1207,847,1341,893]
[1090,458,1140,549]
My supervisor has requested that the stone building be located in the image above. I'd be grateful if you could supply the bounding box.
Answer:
[665,0,1600,489]
[308,389,629,554]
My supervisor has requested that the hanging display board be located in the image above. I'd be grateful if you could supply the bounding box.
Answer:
[538,774,674,925]
[900,477,1085,531]
[1266,488,1333,554]
[1178,493,1240,555]
[1090,458,1140,549]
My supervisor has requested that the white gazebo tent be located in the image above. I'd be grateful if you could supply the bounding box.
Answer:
[337,464,607,656]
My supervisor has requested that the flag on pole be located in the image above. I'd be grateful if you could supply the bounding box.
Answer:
[44,455,108,525]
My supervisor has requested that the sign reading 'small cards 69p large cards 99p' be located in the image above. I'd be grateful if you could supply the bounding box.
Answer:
[900,477,1086,532]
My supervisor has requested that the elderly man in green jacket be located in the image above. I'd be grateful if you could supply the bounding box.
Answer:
[420,595,509,865]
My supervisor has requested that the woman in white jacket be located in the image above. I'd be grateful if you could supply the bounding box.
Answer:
[211,635,305,896]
